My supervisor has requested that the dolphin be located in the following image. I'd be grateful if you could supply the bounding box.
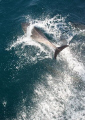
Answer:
[71,22,85,30]
[21,23,68,59]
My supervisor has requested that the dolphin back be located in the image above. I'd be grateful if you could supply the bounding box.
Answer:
[31,27,57,49]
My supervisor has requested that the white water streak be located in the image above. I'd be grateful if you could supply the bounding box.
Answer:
[61,47,85,82]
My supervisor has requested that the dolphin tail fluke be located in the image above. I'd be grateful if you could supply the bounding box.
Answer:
[54,45,68,59]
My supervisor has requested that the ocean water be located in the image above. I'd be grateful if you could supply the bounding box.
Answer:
[0,0,85,120]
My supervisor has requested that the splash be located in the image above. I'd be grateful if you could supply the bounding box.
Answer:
[6,15,85,79]
[7,15,77,69]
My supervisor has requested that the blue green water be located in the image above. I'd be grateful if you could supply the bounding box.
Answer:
[0,0,85,120]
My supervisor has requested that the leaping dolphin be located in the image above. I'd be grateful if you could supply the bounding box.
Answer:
[21,23,68,59]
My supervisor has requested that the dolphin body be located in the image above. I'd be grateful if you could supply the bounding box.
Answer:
[21,23,68,59]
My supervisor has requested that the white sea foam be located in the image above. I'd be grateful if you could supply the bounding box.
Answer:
[61,47,85,82]
[16,72,85,120]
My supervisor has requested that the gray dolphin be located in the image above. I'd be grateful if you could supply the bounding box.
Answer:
[71,22,85,30]
[21,23,68,59]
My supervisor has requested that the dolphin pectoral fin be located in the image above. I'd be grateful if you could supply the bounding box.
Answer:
[54,45,69,59]
[21,23,30,33]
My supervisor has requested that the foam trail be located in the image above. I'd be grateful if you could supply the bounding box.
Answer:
[16,74,73,120]
[16,73,85,120]
[61,47,85,81]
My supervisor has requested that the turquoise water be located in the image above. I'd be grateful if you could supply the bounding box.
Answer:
[0,0,85,120]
